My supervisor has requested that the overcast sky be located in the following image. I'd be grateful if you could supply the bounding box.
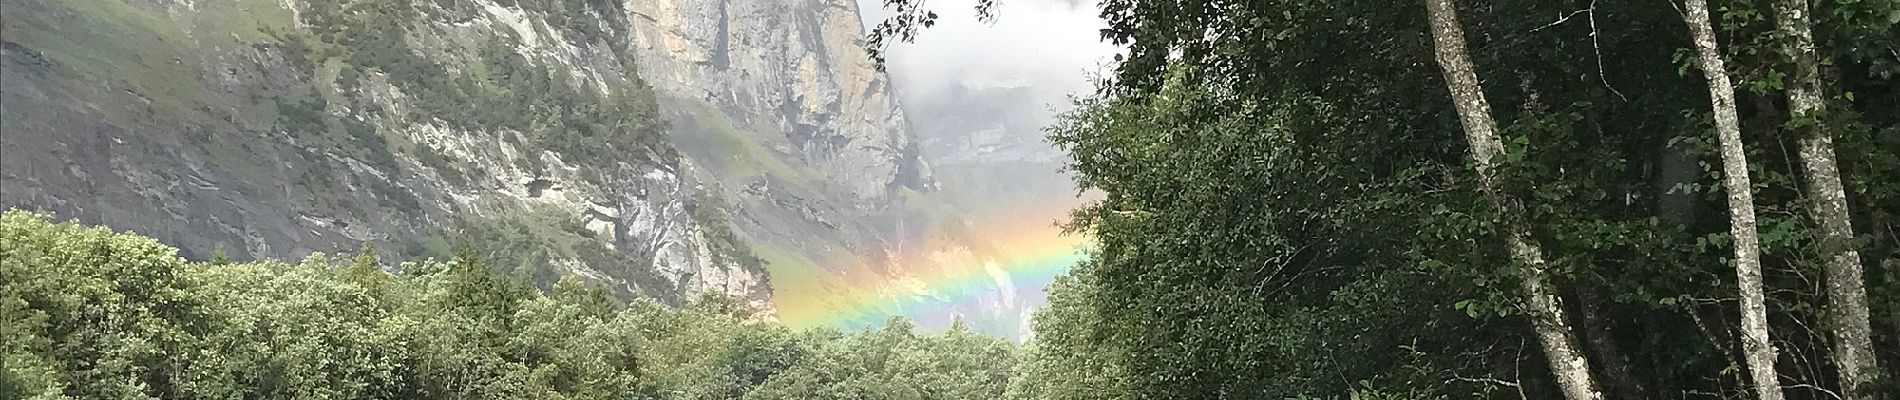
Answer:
[856,0,1120,119]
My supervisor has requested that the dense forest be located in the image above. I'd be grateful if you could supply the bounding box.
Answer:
[885,0,1898,398]
[0,211,1016,399]
[5,0,1899,398]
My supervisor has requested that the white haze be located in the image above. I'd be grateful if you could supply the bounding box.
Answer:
[858,0,1121,123]
[856,0,1119,339]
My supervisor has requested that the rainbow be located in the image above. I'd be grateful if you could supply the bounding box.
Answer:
[764,198,1095,334]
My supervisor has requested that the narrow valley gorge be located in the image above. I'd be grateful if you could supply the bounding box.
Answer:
[0,0,1061,334]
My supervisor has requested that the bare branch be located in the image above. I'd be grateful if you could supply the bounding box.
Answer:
[1586,0,1627,101]
[1538,1,1627,101]
[1531,9,1592,32]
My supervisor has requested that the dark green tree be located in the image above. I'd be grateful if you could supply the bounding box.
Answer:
[870,0,1899,397]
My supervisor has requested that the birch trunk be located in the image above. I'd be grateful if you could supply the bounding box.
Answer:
[1421,1,1602,398]
[1771,0,1881,396]
[1679,1,1785,398]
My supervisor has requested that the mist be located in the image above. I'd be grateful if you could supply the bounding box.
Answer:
[859,0,1120,144]
[855,0,1120,339]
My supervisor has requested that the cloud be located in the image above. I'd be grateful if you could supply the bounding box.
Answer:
[858,0,1121,114]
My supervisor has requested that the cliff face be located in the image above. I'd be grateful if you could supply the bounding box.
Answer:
[619,0,969,329]
[0,0,777,310]
[628,0,925,201]
[1,0,998,328]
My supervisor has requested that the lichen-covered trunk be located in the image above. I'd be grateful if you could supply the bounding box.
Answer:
[1771,0,1881,397]
[1680,1,1786,399]
[1421,1,1602,398]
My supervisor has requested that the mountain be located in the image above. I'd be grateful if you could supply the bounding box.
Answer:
[622,0,946,329]
[0,0,1056,333]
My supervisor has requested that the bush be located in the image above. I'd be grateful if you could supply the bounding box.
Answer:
[0,210,1016,400]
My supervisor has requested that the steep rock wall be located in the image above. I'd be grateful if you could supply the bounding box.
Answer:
[627,0,926,203]
[613,0,964,328]
[0,0,769,311]
[0,0,985,327]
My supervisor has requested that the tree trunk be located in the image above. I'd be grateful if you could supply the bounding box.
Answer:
[1574,289,1646,399]
[1771,0,1881,397]
[1421,1,1603,399]
[1679,1,1785,398]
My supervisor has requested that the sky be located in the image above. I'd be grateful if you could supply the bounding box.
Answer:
[856,0,1121,121]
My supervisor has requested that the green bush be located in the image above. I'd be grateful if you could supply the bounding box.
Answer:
[0,210,1017,399]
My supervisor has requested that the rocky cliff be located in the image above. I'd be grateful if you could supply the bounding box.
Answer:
[0,0,1015,329]
[629,0,927,201]
[0,0,785,310]
[620,0,952,329]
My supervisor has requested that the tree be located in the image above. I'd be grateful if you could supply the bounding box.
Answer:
[1770,0,1883,396]
[875,0,1900,397]
[0,209,1019,399]
[1676,0,1786,398]
[192,257,407,398]
[747,316,1014,400]
[445,241,524,318]
[863,0,1000,68]
[553,274,614,318]
[1004,266,1135,400]
[0,211,216,398]
[211,243,232,265]
[1421,0,1602,398]
[344,241,394,302]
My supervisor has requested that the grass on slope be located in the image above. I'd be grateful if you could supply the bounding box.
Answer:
[670,99,823,183]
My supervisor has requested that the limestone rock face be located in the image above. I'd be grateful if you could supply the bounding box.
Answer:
[0,0,776,314]
[611,0,955,330]
[1,0,945,323]
[627,0,926,202]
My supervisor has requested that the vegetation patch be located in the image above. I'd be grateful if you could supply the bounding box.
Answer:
[0,210,1017,400]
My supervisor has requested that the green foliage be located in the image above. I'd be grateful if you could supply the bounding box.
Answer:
[345,241,395,300]
[1013,66,1495,398]
[748,317,1017,400]
[0,210,1016,400]
[211,243,233,266]
[973,0,1900,397]
[192,256,408,398]
[690,191,766,276]
[1003,269,1134,400]
[0,211,221,398]
[405,208,679,302]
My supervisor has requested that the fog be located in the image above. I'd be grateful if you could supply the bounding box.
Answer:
[855,0,1119,339]
[858,0,1120,138]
